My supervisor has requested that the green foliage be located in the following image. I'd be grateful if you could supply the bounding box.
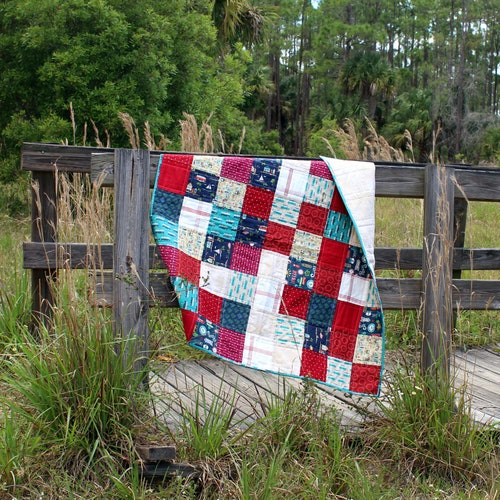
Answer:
[371,362,499,484]
[2,307,148,467]
[306,118,346,158]
[480,125,500,164]
[0,111,72,184]
[177,383,242,460]
[230,383,354,499]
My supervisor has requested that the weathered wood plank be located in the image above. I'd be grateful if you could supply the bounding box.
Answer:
[23,242,500,273]
[151,348,500,431]
[23,242,166,270]
[454,168,500,201]
[22,142,111,173]
[421,164,454,375]
[91,152,161,187]
[374,165,425,198]
[136,445,177,462]
[113,149,150,374]
[451,280,500,309]
[31,171,58,326]
[91,151,428,197]
[23,142,500,201]
[91,273,500,310]
[454,349,500,377]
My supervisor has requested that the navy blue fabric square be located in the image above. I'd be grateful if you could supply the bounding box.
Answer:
[190,318,219,352]
[307,293,337,328]
[220,299,251,334]
[152,189,183,220]
[186,169,219,202]
[359,307,383,336]
[250,158,281,191]
[286,257,316,290]
[202,235,233,267]
[236,214,267,247]
[344,246,371,278]
[303,323,330,354]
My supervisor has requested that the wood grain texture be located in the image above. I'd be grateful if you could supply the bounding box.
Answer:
[113,149,150,374]
[150,349,500,432]
[421,165,454,375]
[31,171,57,326]
[23,242,500,273]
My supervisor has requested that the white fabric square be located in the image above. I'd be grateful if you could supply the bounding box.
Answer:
[276,165,308,202]
[242,334,275,371]
[257,249,289,281]
[282,158,311,173]
[199,261,231,298]
[326,358,352,390]
[178,197,212,233]
[246,310,278,338]
[273,342,302,376]
[338,272,370,305]
[254,277,284,313]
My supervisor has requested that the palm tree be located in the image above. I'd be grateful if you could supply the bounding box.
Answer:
[212,0,266,52]
[339,51,395,121]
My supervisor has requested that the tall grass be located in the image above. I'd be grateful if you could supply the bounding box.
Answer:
[370,360,499,487]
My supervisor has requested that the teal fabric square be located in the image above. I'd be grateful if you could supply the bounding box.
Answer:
[173,276,198,312]
[324,211,352,243]
[150,214,178,247]
[207,205,239,240]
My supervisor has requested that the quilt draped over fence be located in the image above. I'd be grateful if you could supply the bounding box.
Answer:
[151,154,385,396]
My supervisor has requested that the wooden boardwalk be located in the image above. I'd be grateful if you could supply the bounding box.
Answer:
[150,346,500,430]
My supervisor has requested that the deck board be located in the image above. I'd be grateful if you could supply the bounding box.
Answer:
[150,346,500,431]
[452,346,500,424]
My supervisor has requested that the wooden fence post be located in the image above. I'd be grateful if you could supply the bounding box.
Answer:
[31,171,57,327]
[113,149,150,378]
[421,164,454,377]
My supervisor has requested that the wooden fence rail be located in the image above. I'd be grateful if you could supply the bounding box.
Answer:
[21,142,500,377]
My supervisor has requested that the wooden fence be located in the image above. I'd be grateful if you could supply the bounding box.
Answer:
[22,142,500,377]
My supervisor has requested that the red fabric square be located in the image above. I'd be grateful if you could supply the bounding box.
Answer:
[198,288,223,324]
[296,202,329,236]
[300,349,327,381]
[313,266,342,298]
[229,242,262,276]
[310,160,332,179]
[217,327,245,362]
[220,157,253,184]
[328,328,357,362]
[157,154,193,195]
[178,251,201,285]
[263,222,295,255]
[279,285,311,320]
[317,239,349,271]
[182,309,197,341]
[330,189,348,214]
[333,301,363,332]
[157,245,179,275]
[242,185,274,219]
[350,364,382,395]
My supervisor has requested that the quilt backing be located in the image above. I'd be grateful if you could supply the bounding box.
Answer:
[150,154,384,396]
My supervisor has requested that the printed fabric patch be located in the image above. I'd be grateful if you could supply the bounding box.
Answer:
[150,154,385,396]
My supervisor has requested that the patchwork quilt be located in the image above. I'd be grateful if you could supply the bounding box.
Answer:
[150,154,385,396]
